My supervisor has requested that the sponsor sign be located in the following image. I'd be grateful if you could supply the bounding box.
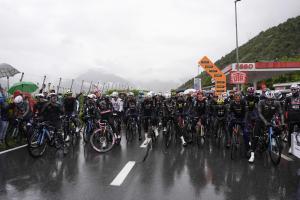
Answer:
[231,63,255,71]
[230,71,247,84]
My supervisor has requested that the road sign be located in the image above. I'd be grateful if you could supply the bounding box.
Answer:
[198,56,226,96]
[230,71,247,84]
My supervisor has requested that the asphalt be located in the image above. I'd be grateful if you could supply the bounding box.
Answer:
[0,131,299,200]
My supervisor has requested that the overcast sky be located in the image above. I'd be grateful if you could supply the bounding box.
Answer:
[0,0,299,89]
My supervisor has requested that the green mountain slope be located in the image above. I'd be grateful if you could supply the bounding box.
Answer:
[178,15,300,90]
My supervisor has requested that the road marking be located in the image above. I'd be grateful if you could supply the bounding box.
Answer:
[0,144,28,155]
[110,161,136,186]
[140,138,151,148]
[281,154,293,162]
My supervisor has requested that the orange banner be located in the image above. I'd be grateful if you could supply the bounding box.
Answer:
[198,56,226,96]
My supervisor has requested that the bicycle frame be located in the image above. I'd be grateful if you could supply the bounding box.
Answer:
[37,123,52,145]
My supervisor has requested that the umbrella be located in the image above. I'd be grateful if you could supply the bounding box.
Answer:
[0,63,21,89]
[8,81,38,95]
[183,88,196,95]
[0,63,20,78]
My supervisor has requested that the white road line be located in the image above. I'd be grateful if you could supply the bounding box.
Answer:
[110,161,136,186]
[140,138,151,148]
[0,144,28,155]
[281,154,293,162]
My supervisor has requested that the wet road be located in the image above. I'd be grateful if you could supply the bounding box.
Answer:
[0,132,299,200]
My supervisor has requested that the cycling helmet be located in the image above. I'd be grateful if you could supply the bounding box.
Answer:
[146,92,153,98]
[35,93,44,98]
[291,84,299,90]
[265,91,275,100]
[49,92,57,97]
[229,90,235,95]
[164,93,171,99]
[127,92,134,96]
[217,98,225,105]
[247,87,255,94]
[290,84,299,94]
[274,91,282,100]
[157,92,162,96]
[87,94,96,99]
[234,91,242,97]
[65,90,72,95]
[14,95,23,104]
[111,91,118,97]
[178,92,184,97]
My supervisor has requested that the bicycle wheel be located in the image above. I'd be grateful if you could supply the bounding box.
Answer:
[53,131,64,149]
[90,128,115,153]
[126,122,134,142]
[163,121,171,148]
[231,134,238,160]
[28,130,48,158]
[83,123,92,143]
[5,126,22,148]
[216,126,222,147]
[269,135,282,166]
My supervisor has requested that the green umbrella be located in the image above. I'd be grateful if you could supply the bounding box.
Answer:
[8,81,38,95]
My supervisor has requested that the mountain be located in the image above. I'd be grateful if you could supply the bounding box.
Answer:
[73,69,179,93]
[178,15,300,90]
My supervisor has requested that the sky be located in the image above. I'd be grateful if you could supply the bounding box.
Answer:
[0,0,299,90]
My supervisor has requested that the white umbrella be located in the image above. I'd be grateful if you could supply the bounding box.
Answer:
[184,88,196,95]
[0,63,21,89]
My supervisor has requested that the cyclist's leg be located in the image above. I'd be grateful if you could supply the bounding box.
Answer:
[143,116,149,138]
[228,119,235,143]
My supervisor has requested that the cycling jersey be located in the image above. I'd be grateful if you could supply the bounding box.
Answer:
[63,97,77,114]
[194,98,206,117]
[245,95,259,112]
[258,100,283,124]
[229,100,246,120]
[141,98,154,117]
[285,94,300,123]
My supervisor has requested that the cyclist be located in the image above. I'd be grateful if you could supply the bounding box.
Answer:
[248,91,284,163]
[213,97,229,147]
[33,93,47,117]
[174,92,187,146]
[41,93,63,132]
[244,87,259,152]
[141,92,155,140]
[228,92,247,149]
[193,91,207,138]
[125,92,141,140]
[62,90,82,133]
[162,93,175,133]
[225,90,235,104]
[13,95,33,123]
[285,84,300,154]
[83,94,99,120]
[97,95,121,141]
[111,91,123,133]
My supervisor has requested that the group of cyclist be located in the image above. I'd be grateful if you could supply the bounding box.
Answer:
[2,83,300,163]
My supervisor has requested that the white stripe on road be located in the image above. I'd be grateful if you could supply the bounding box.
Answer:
[110,161,136,186]
[0,144,28,155]
[140,138,151,148]
[281,154,293,162]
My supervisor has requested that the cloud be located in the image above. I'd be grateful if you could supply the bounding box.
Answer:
[0,0,299,90]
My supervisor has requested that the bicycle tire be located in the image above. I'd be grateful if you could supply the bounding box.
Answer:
[90,128,115,153]
[231,134,238,160]
[269,135,282,166]
[127,122,134,142]
[28,130,48,158]
[5,127,22,148]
